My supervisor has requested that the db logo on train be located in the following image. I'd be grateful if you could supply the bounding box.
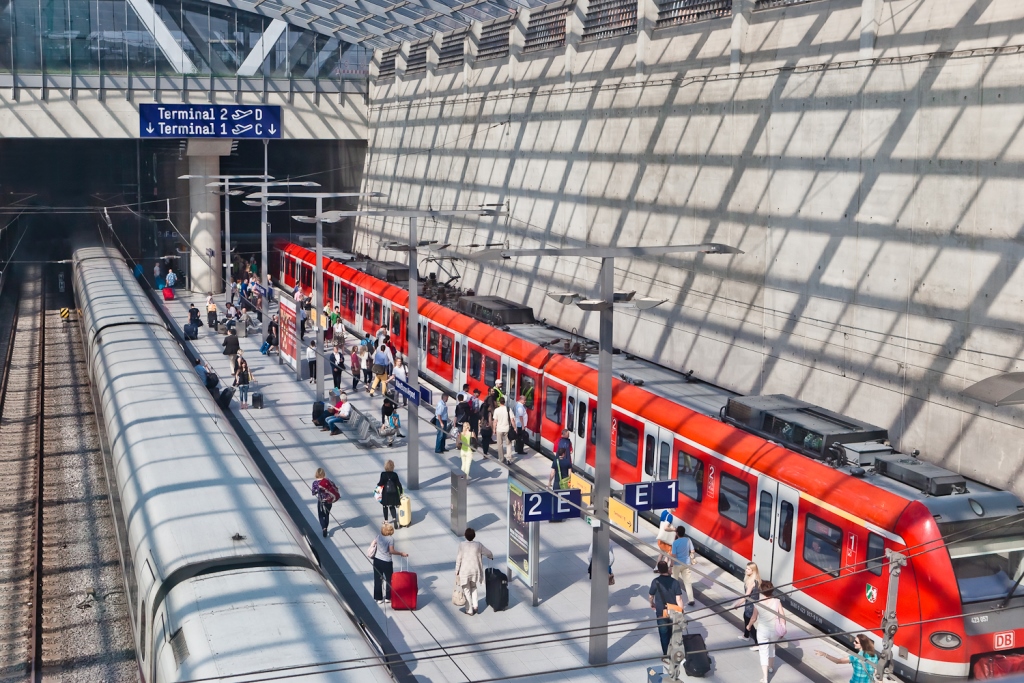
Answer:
[994,631,1015,650]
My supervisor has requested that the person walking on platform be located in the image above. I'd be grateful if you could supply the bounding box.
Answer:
[493,396,514,464]
[351,347,362,392]
[266,314,279,355]
[223,328,240,360]
[459,422,474,478]
[734,562,761,643]
[747,580,784,683]
[815,634,879,683]
[649,561,684,658]
[369,343,389,396]
[454,528,493,615]
[513,395,528,454]
[206,293,218,330]
[433,393,450,453]
[234,357,254,409]
[549,435,573,491]
[330,344,345,390]
[389,357,408,407]
[368,522,407,604]
[656,509,676,571]
[306,340,317,385]
[376,460,404,524]
[671,525,697,606]
[311,468,340,537]
[360,345,373,388]
[478,394,495,457]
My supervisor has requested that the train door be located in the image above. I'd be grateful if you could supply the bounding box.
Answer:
[452,334,465,391]
[752,476,800,584]
[565,388,590,469]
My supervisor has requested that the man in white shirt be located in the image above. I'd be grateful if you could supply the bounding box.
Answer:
[493,397,515,464]
[513,395,528,454]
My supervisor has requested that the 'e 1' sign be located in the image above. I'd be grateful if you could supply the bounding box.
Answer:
[139,104,282,139]
[623,480,679,511]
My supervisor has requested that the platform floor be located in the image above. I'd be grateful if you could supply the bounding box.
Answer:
[161,295,853,683]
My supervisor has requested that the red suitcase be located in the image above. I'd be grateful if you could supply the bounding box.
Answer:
[390,560,417,610]
[163,287,175,301]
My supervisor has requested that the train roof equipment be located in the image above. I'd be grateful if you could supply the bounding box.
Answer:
[456,295,536,326]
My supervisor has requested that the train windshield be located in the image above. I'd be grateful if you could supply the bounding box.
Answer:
[940,516,1024,604]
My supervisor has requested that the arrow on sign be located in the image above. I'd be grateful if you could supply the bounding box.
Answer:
[268,124,277,135]
[146,123,154,133]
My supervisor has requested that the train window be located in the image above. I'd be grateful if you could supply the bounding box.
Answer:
[340,288,348,309]
[615,422,640,467]
[363,299,372,319]
[644,435,656,477]
[659,442,671,480]
[545,386,563,424]
[804,515,843,576]
[757,491,773,540]
[677,452,703,501]
[578,403,586,438]
[373,301,382,326]
[463,344,468,371]
[591,407,597,443]
[778,501,794,551]
[567,397,575,429]
[485,357,498,385]
[440,335,453,364]
[392,310,401,336]
[428,329,440,358]
[718,474,749,527]
[455,341,461,369]
[501,364,508,386]
[470,350,482,379]
[521,375,536,409]
[866,533,885,576]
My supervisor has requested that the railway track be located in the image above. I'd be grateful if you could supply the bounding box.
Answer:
[0,263,135,682]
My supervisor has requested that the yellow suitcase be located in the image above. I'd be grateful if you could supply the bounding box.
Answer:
[397,495,412,527]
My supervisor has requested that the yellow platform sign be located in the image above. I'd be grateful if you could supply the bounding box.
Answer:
[608,497,637,534]
[569,472,591,504]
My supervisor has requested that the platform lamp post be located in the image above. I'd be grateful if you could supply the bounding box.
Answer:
[252,192,386,395]
[470,242,742,665]
[298,206,506,491]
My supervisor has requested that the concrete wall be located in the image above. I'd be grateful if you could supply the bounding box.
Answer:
[357,0,1024,497]
[0,89,366,139]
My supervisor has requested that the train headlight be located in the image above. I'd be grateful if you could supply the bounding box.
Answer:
[930,632,962,650]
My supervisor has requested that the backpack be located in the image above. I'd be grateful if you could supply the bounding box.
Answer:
[383,477,398,500]
[318,478,340,503]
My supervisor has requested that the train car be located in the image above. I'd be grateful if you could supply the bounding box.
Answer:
[74,246,392,683]
[280,241,1024,682]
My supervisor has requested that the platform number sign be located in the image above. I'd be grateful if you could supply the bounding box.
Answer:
[995,631,1015,650]
[623,481,679,511]
[522,489,583,522]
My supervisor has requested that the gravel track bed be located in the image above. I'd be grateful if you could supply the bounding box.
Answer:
[38,279,136,682]
[0,273,43,682]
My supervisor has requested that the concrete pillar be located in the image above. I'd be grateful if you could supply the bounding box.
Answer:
[636,0,658,76]
[565,0,589,83]
[464,21,482,92]
[369,48,381,85]
[860,0,885,58]
[188,155,222,294]
[730,0,753,74]
[395,41,410,95]
[509,9,530,88]
[427,32,442,91]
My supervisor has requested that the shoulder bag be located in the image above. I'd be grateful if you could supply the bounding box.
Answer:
[656,580,683,617]
[773,599,788,639]
[366,537,378,560]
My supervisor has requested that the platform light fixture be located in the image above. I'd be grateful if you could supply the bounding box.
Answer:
[472,239,742,666]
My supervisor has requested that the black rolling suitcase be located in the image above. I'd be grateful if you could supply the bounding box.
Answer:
[217,387,235,409]
[485,566,509,611]
[682,633,712,677]
[251,384,264,409]
[205,372,219,392]
[184,323,198,340]
[312,401,326,426]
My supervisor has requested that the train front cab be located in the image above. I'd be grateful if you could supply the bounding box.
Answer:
[913,492,1024,681]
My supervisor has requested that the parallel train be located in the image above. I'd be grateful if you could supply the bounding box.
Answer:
[74,245,392,683]
[281,242,1024,681]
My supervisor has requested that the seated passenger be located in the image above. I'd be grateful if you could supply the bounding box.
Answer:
[324,392,352,435]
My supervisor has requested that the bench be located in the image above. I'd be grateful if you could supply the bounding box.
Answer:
[334,405,404,449]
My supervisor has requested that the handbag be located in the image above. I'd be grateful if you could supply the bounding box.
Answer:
[773,601,788,639]
[657,580,684,617]
[449,425,460,440]
[373,485,383,503]
[366,537,378,560]
[452,583,467,607]
[555,460,571,490]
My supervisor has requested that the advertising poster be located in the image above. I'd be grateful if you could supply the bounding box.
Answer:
[280,298,297,369]
[507,478,531,581]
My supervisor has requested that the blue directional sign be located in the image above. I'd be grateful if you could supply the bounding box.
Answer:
[139,104,282,138]
[419,385,432,406]
[623,480,680,511]
[393,377,420,407]
[523,489,583,522]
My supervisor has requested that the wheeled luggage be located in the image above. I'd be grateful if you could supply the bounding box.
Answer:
[183,323,198,340]
[390,560,418,610]
[682,633,712,677]
[260,340,270,355]
[162,286,174,301]
[312,401,326,426]
[205,371,219,391]
[217,387,235,409]
[397,494,412,527]
[485,566,509,611]
[251,385,264,409]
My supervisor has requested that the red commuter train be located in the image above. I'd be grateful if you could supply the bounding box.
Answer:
[280,242,1024,682]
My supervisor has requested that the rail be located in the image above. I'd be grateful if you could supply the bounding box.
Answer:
[29,270,45,683]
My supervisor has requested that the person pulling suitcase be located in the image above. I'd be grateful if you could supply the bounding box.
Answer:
[454,528,493,616]
[649,561,684,661]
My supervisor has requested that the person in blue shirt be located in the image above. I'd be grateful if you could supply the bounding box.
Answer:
[671,525,697,606]
[434,392,450,453]
[816,634,879,683]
